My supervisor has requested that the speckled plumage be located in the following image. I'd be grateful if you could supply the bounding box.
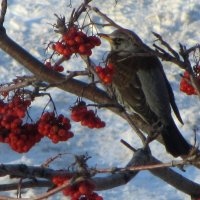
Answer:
[103,29,191,157]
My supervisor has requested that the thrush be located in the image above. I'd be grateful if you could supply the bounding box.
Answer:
[99,29,191,157]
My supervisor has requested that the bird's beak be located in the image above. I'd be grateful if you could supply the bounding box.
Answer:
[98,33,113,43]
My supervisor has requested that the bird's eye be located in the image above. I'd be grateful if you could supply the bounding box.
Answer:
[114,38,124,44]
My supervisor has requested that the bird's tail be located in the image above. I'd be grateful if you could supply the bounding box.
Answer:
[161,121,191,157]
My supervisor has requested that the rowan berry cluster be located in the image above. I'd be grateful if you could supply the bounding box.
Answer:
[0,95,43,153]
[95,63,114,84]
[70,101,105,129]
[37,112,74,144]
[0,92,74,153]
[52,176,103,200]
[180,69,200,95]
[52,26,101,58]
[45,61,64,72]
[6,123,43,153]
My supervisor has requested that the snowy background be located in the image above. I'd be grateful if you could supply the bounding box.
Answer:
[0,0,200,199]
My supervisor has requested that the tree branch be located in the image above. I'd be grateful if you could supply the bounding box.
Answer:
[149,156,200,198]
[0,0,7,25]
[0,150,200,198]
[0,180,53,191]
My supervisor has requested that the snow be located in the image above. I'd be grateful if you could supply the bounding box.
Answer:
[0,0,200,199]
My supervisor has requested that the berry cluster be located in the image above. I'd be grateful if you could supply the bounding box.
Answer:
[52,26,101,58]
[38,112,74,144]
[5,123,43,153]
[0,95,43,153]
[45,61,64,72]
[95,63,114,84]
[180,70,200,95]
[0,93,74,153]
[52,176,103,200]
[70,101,105,129]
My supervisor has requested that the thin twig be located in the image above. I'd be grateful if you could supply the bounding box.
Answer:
[0,76,38,93]
[53,56,67,66]
[86,5,123,29]
[44,70,90,89]
[153,32,180,60]
[41,152,70,168]
[32,177,84,200]
[120,139,137,152]
[121,111,146,145]
[152,35,200,98]
[94,158,199,173]
[185,44,200,55]
[0,0,7,25]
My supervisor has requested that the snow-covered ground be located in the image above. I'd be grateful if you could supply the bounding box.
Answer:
[0,0,200,199]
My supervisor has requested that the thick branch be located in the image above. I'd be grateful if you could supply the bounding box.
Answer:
[95,150,200,197]
[0,150,200,197]
[0,180,53,191]
[149,156,200,197]
[0,27,113,102]
[0,164,78,179]
[0,0,7,25]
[93,149,149,190]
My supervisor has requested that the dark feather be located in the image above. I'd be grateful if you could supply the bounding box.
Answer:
[108,46,190,157]
[163,73,184,124]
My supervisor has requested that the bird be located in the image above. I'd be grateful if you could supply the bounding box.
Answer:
[99,29,191,157]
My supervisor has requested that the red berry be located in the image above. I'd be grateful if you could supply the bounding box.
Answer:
[85,49,92,56]
[180,71,198,95]
[95,66,103,73]
[68,27,78,36]
[75,36,84,44]
[62,48,72,57]
[85,42,95,49]
[70,46,79,53]
[66,39,76,46]
[76,31,87,40]
[54,65,64,72]
[71,114,82,122]
[52,42,65,55]
[78,181,94,195]
[107,63,114,70]
[63,34,70,42]
[37,112,73,143]
[103,76,112,84]
[88,36,101,46]
[78,45,87,54]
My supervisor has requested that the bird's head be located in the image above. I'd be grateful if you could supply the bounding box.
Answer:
[98,29,144,56]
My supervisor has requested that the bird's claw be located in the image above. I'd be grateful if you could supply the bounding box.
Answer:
[151,120,164,133]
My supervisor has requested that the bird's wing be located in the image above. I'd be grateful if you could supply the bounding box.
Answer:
[161,68,184,124]
[134,56,173,125]
[110,54,176,125]
[110,55,159,124]
[137,56,183,125]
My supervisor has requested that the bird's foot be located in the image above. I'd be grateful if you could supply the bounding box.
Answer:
[144,132,161,148]
[144,121,164,147]
[151,120,164,133]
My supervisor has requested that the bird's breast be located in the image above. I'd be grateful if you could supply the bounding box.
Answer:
[110,55,140,88]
